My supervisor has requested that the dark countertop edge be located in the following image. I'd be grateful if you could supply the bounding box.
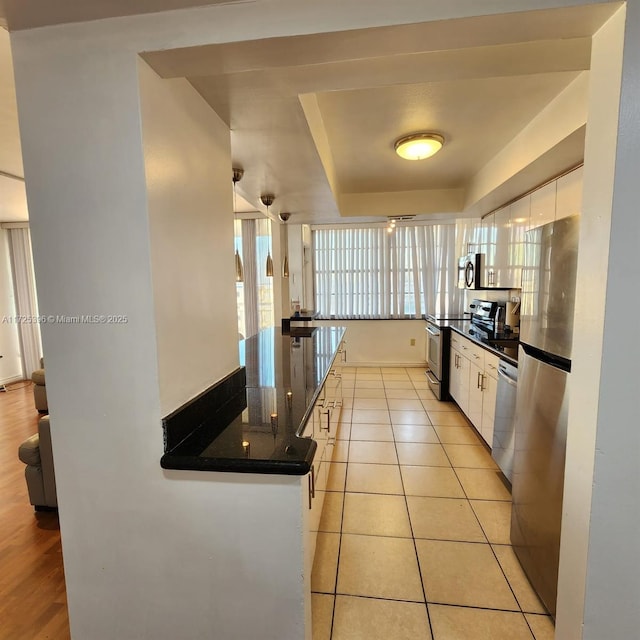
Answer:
[449,324,519,367]
[294,326,347,438]
[315,316,423,321]
[160,438,316,476]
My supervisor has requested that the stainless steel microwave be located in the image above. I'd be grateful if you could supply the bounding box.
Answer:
[458,253,484,289]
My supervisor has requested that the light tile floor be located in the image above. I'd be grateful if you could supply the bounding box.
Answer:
[311,366,555,640]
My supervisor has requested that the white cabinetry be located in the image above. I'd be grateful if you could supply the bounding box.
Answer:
[529,180,556,229]
[448,332,500,447]
[556,166,583,221]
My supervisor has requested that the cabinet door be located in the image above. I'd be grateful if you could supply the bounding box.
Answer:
[529,181,556,229]
[556,166,582,221]
[456,354,471,416]
[449,346,460,403]
[468,361,484,428]
[481,214,496,287]
[509,195,530,289]
[493,206,511,288]
[481,371,498,447]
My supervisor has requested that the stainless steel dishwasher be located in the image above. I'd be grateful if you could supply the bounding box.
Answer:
[492,360,518,483]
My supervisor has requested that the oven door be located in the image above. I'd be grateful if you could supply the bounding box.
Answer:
[426,323,442,380]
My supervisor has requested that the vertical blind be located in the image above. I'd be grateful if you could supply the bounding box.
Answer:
[314,224,463,319]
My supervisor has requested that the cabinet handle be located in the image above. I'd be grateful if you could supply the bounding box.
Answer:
[480,374,486,391]
[477,371,482,389]
[320,408,331,432]
[308,468,314,509]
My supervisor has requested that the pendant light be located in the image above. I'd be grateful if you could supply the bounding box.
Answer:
[232,168,244,282]
[260,194,275,277]
[279,212,291,278]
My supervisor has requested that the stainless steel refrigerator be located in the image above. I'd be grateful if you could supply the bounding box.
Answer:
[510,215,579,619]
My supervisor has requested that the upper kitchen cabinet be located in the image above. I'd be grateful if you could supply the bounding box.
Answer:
[508,195,530,290]
[556,166,583,220]
[492,205,511,288]
[529,180,557,229]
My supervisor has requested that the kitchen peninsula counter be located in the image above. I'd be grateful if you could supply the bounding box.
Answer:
[161,325,346,474]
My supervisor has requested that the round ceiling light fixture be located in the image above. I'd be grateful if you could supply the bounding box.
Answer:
[394,133,444,160]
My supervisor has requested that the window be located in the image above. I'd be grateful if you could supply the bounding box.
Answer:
[313,224,462,319]
[235,218,274,338]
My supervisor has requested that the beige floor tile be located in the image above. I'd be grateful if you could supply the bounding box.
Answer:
[381,367,405,373]
[349,441,398,465]
[392,424,440,443]
[311,594,334,640]
[346,463,404,495]
[401,466,466,498]
[335,421,352,441]
[470,500,512,544]
[443,443,498,469]
[342,493,412,537]
[383,373,411,381]
[318,491,344,532]
[385,388,420,399]
[525,613,555,640]
[357,367,381,373]
[429,604,535,640]
[353,398,389,411]
[493,545,547,614]
[416,540,519,610]
[387,398,425,412]
[433,425,482,445]
[350,424,395,442]
[332,439,350,463]
[396,442,451,467]
[332,595,432,640]
[412,380,432,389]
[383,380,415,389]
[416,389,437,400]
[354,388,386,399]
[407,496,486,542]
[337,534,424,602]
[390,410,431,426]
[455,468,511,500]
[311,532,340,593]
[355,380,385,389]
[427,411,469,426]
[341,397,354,409]
[351,409,390,424]
[326,462,347,492]
[339,409,353,425]
[357,373,383,380]
[421,399,459,412]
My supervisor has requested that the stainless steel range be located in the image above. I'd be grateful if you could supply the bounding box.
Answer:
[425,311,469,400]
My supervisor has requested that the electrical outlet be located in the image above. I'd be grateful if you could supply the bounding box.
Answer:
[410,338,416,346]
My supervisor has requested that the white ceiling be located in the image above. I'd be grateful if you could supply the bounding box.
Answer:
[0,2,621,224]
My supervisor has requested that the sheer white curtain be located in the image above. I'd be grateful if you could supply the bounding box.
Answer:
[5,226,42,376]
[314,223,463,319]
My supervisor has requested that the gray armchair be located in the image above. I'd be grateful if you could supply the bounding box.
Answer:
[18,415,57,510]
[31,358,47,413]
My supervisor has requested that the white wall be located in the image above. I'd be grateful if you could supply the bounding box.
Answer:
[8,0,640,638]
[316,319,427,366]
[0,229,23,383]
[139,60,239,416]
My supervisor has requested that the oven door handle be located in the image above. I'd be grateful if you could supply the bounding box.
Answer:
[425,370,440,385]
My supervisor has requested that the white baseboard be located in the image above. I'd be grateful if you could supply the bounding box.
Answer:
[0,375,28,386]
[344,361,427,368]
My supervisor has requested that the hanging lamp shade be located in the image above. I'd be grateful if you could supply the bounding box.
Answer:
[235,249,244,282]
[266,251,274,277]
[282,253,289,278]
[260,193,276,278]
[232,168,244,282]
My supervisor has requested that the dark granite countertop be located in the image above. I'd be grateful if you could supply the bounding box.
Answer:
[161,326,346,475]
[446,320,519,366]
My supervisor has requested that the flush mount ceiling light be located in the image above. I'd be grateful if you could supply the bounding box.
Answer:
[394,133,444,161]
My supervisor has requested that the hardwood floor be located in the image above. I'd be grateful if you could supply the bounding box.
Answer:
[0,382,70,640]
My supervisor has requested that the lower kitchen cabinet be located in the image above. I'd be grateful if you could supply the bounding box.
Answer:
[449,333,500,448]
